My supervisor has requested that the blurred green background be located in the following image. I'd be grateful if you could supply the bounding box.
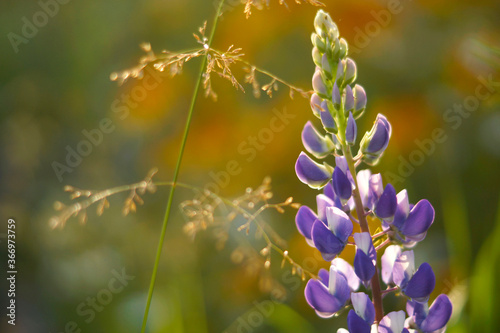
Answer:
[1,0,500,332]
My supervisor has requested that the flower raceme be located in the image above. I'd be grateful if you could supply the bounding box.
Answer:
[294,9,452,332]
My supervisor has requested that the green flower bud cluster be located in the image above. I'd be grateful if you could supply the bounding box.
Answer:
[310,10,367,145]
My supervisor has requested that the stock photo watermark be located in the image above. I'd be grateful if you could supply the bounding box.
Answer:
[51,65,166,182]
[7,0,73,54]
[50,267,134,333]
[384,74,500,185]
[226,250,324,333]
[350,0,413,54]
[5,219,17,326]
[203,107,296,196]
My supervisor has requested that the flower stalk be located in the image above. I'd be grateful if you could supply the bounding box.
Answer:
[343,145,384,322]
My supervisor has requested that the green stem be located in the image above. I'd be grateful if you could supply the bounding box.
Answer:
[343,145,384,323]
[140,1,226,332]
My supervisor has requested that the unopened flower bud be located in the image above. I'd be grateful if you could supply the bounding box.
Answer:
[310,93,323,118]
[344,85,354,113]
[335,60,345,84]
[339,38,348,59]
[321,54,332,76]
[311,33,326,52]
[312,69,327,97]
[312,47,322,67]
[295,152,333,189]
[345,112,357,145]
[320,100,337,134]
[332,81,341,109]
[353,84,367,119]
[360,114,392,161]
[314,10,339,41]
[302,121,335,158]
[344,58,357,85]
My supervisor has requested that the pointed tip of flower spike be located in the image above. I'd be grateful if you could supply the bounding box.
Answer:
[314,10,339,41]
[295,152,332,189]
[346,111,357,145]
[295,205,317,241]
[333,167,352,201]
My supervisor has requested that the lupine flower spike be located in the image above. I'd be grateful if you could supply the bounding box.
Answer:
[294,9,452,332]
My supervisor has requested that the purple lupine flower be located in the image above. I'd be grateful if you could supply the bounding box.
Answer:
[356,169,372,208]
[360,114,392,163]
[317,258,360,293]
[299,9,452,328]
[316,193,339,223]
[332,258,360,291]
[312,69,327,96]
[353,84,366,119]
[406,295,452,332]
[305,264,351,318]
[302,121,334,158]
[347,292,375,333]
[360,173,397,221]
[311,206,353,260]
[344,85,355,113]
[389,191,435,244]
[353,232,377,281]
[295,205,317,247]
[333,167,352,203]
[381,245,402,285]
[323,180,355,213]
[375,183,397,221]
[378,310,410,333]
[295,152,332,189]
[392,250,436,302]
[345,111,357,146]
